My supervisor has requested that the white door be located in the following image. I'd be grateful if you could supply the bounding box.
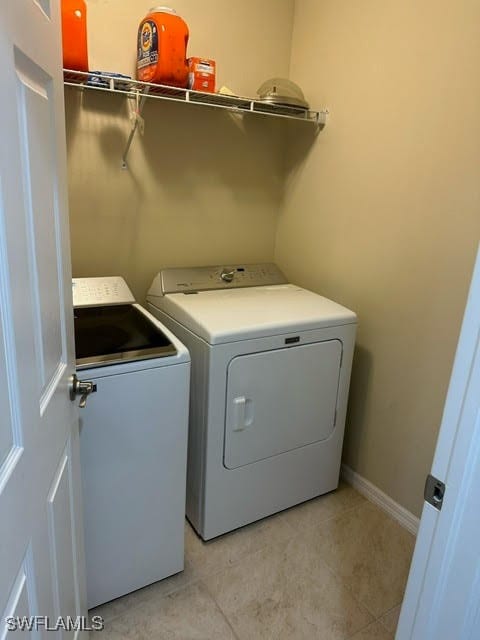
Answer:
[224,340,342,469]
[0,2,86,638]
[397,243,480,640]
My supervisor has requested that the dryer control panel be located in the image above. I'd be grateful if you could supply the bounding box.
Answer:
[72,276,135,308]
[158,264,288,294]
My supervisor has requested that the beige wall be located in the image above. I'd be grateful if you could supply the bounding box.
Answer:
[275,0,480,516]
[67,0,295,300]
[68,0,480,518]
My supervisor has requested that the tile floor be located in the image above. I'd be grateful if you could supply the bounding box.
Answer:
[91,483,414,639]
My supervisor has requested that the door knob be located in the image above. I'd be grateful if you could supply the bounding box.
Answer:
[70,373,97,408]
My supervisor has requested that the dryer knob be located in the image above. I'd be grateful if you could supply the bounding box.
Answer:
[221,268,235,283]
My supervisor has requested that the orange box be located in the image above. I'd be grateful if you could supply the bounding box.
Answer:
[187,57,216,93]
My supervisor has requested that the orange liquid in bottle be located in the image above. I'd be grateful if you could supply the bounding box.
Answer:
[137,7,189,88]
[61,0,89,71]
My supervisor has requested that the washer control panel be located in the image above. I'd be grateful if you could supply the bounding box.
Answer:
[160,264,288,294]
[72,276,135,308]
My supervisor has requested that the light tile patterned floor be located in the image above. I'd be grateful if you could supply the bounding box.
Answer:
[91,483,414,639]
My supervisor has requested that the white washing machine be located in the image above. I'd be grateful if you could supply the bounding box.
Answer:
[146,264,357,541]
[73,276,190,608]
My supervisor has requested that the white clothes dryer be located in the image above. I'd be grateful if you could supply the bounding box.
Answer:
[147,264,357,541]
[73,276,190,608]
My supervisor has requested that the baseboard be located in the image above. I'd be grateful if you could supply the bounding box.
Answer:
[341,464,420,536]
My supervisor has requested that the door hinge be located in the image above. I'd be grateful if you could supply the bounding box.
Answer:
[424,474,445,511]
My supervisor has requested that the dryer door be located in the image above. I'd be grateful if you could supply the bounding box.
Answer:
[224,340,342,469]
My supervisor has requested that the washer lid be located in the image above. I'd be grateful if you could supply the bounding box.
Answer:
[151,284,357,344]
[74,303,177,369]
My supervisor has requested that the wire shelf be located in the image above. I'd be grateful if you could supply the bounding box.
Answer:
[64,70,325,123]
[63,69,326,167]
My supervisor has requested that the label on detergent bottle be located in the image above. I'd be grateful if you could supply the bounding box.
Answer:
[137,20,158,78]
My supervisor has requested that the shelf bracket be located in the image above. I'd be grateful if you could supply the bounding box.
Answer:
[316,109,329,130]
[121,87,150,170]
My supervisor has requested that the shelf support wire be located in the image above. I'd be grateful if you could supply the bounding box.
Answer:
[122,87,150,169]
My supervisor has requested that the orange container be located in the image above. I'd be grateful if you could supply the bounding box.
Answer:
[61,0,89,71]
[137,7,189,87]
[188,57,216,93]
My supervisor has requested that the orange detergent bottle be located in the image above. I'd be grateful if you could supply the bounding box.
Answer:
[137,7,189,87]
[61,0,89,71]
